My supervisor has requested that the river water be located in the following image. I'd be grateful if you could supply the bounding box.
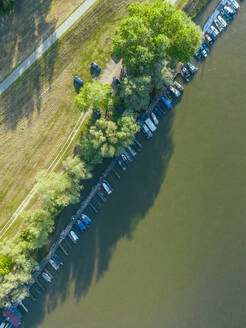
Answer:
[23,1,246,327]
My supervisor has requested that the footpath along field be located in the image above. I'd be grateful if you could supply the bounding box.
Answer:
[0,0,144,236]
[0,0,86,82]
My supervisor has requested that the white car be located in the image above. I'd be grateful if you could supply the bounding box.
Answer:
[144,117,157,132]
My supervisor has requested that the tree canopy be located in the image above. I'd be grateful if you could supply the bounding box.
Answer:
[0,255,12,276]
[75,81,114,112]
[35,169,82,213]
[80,117,139,166]
[112,0,202,73]
[119,75,152,115]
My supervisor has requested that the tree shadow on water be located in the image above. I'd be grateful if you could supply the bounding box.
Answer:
[22,110,175,328]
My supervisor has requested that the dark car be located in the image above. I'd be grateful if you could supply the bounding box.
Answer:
[113,76,120,85]
[91,62,101,73]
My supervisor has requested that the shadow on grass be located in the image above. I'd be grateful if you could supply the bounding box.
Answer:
[0,0,60,130]
[0,0,57,81]
[22,107,175,327]
[0,38,59,130]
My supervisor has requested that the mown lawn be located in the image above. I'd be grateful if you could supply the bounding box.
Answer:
[0,0,87,81]
[0,0,145,237]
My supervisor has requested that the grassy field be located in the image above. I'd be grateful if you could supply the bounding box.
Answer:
[0,0,144,235]
[0,0,87,82]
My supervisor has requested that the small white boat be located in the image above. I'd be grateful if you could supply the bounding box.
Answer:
[48,258,59,271]
[169,85,181,97]
[69,230,79,243]
[151,112,159,125]
[228,0,240,10]
[41,271,52,283]
[210,25,220,37]
[144,117,157,132]
[214,18,223,32]
[102,182,112,195]
[217,15,227,28]
[127,145,136,157]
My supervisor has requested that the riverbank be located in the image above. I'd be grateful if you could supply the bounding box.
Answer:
[21,0,246,323]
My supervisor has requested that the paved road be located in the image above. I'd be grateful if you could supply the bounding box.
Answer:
[0,0,98,95]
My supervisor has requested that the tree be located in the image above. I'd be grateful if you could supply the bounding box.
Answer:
[63,156,91,181]
[168,24,202,63]
[20,210,54,250]
[80,117,139,166]
[112,0,202,72]
[114,116,139,155]
[0,255,12,275]
[75,81,114,112]
[149,60,173,90]
[113,15,169,75]
[0,237,38,306]
[35,169,83,213]
[120,75,152,114]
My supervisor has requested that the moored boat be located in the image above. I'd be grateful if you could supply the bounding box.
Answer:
[41,271,52,283]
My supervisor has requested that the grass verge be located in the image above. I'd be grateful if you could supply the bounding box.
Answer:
[0,0,143,238]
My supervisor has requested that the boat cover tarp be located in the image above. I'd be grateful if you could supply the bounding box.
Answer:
[161,96,173,109]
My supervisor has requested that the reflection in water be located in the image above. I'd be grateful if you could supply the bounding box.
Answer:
[23,2,246,327]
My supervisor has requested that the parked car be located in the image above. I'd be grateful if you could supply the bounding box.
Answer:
[91,62,101,73]
[74,76,83,87]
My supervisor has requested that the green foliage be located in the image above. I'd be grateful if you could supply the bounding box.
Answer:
[0,237,38,306]
[21,210,54,250]
[0,255,12,275]
[75,81,114,112]
[149,60,174,90]
[113,15,170,75]
[36,170,76,213]
[112,0,202,72]
[120,75,152,114]
[80,117,139,166]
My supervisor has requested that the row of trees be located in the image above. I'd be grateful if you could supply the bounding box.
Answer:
[0,0,202,306]
[0,157,91,306]
[0,117,138,305]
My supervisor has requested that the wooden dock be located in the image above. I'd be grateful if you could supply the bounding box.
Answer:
[30,158,117,283]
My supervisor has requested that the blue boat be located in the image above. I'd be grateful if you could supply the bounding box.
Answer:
[77,220,86,232]
[81,214,92,225]
[161,96,173,109]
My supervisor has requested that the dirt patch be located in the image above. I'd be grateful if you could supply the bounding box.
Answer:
[100,58,122,85]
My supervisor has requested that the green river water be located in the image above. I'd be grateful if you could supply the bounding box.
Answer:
[23,1,246,327]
